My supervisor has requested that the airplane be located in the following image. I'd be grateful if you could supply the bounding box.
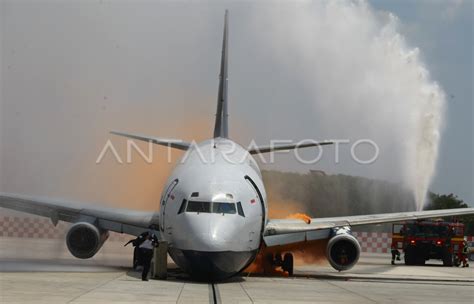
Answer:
[1,10,473,281]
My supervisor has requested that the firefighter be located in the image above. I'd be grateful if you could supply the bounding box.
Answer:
[124,237,141,269]
[125,235,155,270]
[391,244,401,265]
[139,233,158,280]
[459,241,470,268]
[124,225,160,271]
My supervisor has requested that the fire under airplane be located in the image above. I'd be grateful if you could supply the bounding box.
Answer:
[1,11,473,281]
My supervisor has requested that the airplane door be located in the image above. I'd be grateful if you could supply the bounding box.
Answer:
[161,179,179,233]
[245,175,266,237]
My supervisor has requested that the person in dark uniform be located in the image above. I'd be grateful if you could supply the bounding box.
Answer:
[124,237,141,269]
[391,244,401,265]
[124,225,160,275]
[124,230,153,269]
[138,232,159,281]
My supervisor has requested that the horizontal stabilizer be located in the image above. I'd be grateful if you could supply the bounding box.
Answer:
[248,141,333,154]
[111,131,191,151]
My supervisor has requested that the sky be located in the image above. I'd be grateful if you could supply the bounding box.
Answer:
[368,0,473,205]
[0,0,472,210]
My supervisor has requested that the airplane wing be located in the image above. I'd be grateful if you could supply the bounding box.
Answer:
[0,192,158,236]
[263,208,474,246]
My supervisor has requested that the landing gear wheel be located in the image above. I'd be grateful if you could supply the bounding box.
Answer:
[282,253,294,276]
[275,253,283,265]
[454,256,461,267]
[416,257,426,266]
[404,247,416,265]
[442,251,453,267]
[263,253,274,274]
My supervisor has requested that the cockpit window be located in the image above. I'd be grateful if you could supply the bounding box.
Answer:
[186,201,211,213]
[212,202,236,214]
[178,199,187,214]
[236,202,245,217]
[185,201,240,215]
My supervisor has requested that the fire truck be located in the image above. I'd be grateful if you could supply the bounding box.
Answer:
[392,219,465,266]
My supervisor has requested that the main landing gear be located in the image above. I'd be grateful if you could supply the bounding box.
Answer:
[263,252,294,276]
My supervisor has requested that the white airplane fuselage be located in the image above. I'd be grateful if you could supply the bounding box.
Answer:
[159,138,267,280]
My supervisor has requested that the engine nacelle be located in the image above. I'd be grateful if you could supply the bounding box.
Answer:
[326,227,361,271]
[66,222,109,259]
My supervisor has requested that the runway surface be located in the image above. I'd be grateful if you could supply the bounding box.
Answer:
[1,237,473,303]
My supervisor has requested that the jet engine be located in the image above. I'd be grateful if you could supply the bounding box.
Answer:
[66,222,109,259]
[326,227,361,271]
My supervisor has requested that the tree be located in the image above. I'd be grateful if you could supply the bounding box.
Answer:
[425,192,474,235]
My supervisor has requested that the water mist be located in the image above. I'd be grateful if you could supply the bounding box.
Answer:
[252,1,445,211]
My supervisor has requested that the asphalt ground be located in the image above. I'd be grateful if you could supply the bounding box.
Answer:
[0,237,473,303]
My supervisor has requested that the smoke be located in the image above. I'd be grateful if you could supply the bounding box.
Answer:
[0,1,4,191]
[245,186,328,273]
[266,185,306,219]
[248,1,446,211]
[0,2,221,209]
[0,1,450,272]
[245,238,329,275]
[1,1,445,214]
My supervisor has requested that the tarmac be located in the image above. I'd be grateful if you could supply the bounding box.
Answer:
[1,237,473,303]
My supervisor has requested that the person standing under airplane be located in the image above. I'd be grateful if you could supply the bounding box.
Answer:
[138,231,159,281]
[124,225,160,270]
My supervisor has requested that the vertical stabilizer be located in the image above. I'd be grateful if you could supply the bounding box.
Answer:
[213,10,229,138]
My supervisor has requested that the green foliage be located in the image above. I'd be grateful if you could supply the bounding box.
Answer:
[425,192,474,235]
[425,192,468,209]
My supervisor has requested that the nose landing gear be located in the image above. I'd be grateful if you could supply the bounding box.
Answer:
[282,253,294,276]
[263,252,294,276]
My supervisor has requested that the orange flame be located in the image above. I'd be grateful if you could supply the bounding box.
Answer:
[287,213,311,224]
[244,211,328,276]
[244,239,329,276]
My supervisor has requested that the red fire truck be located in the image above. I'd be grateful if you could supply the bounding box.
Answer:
[392,219,465,266]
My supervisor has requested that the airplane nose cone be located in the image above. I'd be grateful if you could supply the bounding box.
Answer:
[182,214,240,251]
[170,215,257,281]
[168,248,257,281]
[170,198,260,281]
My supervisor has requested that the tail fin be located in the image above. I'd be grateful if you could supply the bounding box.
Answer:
[213,10,229,138]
